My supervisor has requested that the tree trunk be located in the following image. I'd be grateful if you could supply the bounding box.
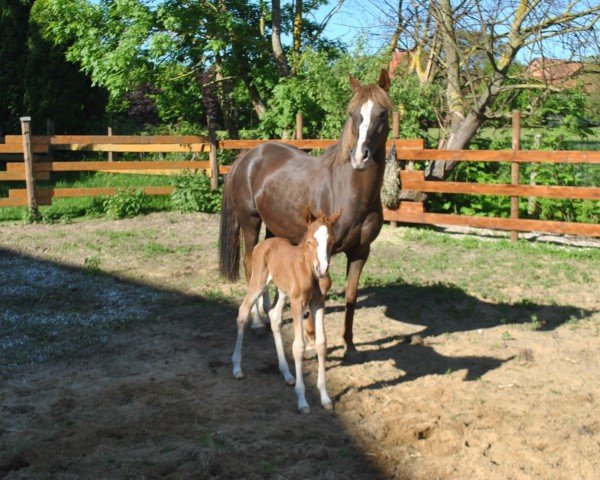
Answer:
[291,0,302,74]
[235,54,267,119]
[215,58,239,139]
[271,0,290,77]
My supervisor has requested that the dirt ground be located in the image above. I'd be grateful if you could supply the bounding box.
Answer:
[1,212,599,479]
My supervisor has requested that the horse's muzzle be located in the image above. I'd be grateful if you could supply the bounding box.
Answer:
[350,148,371,171]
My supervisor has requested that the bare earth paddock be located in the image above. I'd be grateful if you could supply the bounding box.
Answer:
[1,212,599,479]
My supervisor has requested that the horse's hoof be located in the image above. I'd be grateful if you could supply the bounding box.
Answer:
[233,371,245,380]
[322,401,334,411]
[285,376,296,386]
[298,406,311,415]
[303,346,317,360]
[251,325,267,337]
[342,348,364,365]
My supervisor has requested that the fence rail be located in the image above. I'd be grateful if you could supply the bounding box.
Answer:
[1,124,598,238]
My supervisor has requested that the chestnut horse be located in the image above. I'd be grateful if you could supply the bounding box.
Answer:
[220,69,392,358]
[232,209,341,413]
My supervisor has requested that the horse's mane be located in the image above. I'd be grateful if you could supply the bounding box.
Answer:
[323,84,393,167]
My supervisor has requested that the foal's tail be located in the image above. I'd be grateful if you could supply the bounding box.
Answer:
[219,177,240,282]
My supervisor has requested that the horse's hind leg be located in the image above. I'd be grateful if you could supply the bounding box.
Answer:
[240,216,269,332]
[232,288,262,379]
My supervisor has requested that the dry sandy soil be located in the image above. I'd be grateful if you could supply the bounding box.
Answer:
[0,212,599,479]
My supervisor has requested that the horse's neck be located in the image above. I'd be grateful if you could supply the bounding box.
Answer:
[346,135,387,199]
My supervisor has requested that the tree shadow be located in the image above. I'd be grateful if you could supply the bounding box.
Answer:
[322,279,594,397]
[0,248,388,479]
[328,279,592,338]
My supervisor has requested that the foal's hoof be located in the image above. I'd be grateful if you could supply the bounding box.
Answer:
[298,406,311,415]
[322,401,334,411]
[251,324,267,337]
[285,376,296,386]
[233,371,245,380]
[342,348,364,365]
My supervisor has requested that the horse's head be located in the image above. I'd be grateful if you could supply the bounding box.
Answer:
[303,207,342,278]
[347,69,392,171]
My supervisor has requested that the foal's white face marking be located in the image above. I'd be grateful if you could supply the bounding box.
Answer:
[313,225,329,277]
[353,100,374,163]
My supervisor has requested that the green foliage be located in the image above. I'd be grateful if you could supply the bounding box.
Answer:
[169,172,222,213]
[388,72,439,140]
[259,47,438,140]
[0,0,105,134]
[526,87,593,149]
[0,0,29,134]
[101,188,149,219]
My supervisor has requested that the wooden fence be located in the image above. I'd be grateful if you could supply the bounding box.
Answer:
[1,118,599,238]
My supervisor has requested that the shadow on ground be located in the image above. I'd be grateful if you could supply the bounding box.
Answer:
[324,279,594,396]
[0,248,386,479]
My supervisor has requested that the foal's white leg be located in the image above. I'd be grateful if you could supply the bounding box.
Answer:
[290,299,310,414]
[269,289,294,385]
[311,298,333,410]
[232,288,264,379]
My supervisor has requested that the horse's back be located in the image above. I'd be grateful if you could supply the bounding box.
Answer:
[227,142,329,241]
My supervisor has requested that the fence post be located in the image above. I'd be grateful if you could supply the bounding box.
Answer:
[46,118,55,162]
[20,116,40,220]
[296,113,303,140]
[107,126,113,162]
[390,111,400,228]
[511,110,520,242]
[208,128,219,190]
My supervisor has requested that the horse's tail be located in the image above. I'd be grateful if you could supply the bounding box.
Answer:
[219,176,240,282]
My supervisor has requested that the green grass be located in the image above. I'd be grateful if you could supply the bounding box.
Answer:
[0,172,172,222]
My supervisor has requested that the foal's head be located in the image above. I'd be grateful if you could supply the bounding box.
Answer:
[346,69,393,171]
[303,208,342,278]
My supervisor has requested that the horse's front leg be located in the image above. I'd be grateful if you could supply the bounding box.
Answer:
[304,275,331,359]
[309,295,333,410]
[343,245,370,360]
[269,289,294,385]
[290,298,310,414]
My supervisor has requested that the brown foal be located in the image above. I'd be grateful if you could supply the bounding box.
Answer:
[232,209,342,414]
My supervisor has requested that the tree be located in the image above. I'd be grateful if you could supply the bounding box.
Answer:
[0,0,31,134]
[32,0,344,136]
[356,0,600,183]
[0,0,106,135]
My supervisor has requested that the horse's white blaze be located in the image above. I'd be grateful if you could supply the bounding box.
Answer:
[314,225,329,276]
[354,100,374,161]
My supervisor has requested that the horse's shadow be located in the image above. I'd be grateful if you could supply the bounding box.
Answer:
[320,280,594,397]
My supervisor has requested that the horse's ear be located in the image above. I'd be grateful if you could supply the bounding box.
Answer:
[349,75,361,92]
[303,206,315,225]
[328,208,342,225]
[379,69,391,92]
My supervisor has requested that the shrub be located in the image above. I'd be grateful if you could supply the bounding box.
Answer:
[169,171,222,213]
[102,188,149,219]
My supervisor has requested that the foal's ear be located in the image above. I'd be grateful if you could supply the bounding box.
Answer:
[327,208,343,225]
[303,206,316,225]
[379,69,391,92]
[349,75,361,93]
